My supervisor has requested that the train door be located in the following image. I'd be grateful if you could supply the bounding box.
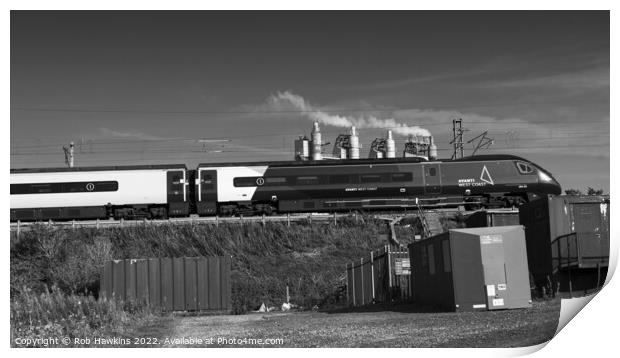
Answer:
[423,163,441,194]
[167,170,188,216]
[572,203,608,264]
[480,235,508,310]
[197,169,218,215]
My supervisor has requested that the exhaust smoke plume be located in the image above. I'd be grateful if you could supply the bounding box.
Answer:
[268,91,431,137]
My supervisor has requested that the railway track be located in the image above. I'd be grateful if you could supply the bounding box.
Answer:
[9,208,476,233]
[9,212,361,233]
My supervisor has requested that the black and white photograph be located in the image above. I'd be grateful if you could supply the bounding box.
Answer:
[7,7,613,351]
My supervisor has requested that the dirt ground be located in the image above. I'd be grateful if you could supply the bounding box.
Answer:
[137,299,560,348]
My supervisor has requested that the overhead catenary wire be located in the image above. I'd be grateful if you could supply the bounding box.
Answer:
[10,143,610,159]
[9,130,611,151]
[10,133,611,155]
[10,104,610,168]
[10,139,611,157]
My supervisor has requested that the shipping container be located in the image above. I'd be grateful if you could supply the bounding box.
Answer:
[346,245,411,306]
[519,195,609,296]
[408,226,531,311]
[101,256,231,312]
[465,209,520,228]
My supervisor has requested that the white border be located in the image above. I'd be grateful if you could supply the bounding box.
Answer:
[4,3,616,358]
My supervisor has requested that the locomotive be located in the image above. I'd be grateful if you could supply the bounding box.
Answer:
[10,154,561,222]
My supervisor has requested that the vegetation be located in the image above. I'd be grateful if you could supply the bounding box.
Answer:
[11,216,447,313]
[10,286,159,347]
[11,213,464,344]
[564,187,605,195]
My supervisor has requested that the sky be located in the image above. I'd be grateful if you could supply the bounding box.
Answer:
[10,11,609,192]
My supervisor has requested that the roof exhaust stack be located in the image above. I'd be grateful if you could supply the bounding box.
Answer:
[429,136,438,161]
[294,136,310,161]
[386,130,396,158]
[349,126,360,159]
[368,136,385,158]
[403,135,434,161]
[331,126,361,160]
[369,130,398,159]
[311,121,322,160]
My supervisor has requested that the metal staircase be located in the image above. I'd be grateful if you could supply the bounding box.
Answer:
[416,200,432,239]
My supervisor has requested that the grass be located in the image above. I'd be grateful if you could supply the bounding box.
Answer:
[10,286,163,347]
[10,213,560,348]
[12,215,450,313]
[10,213,467,345]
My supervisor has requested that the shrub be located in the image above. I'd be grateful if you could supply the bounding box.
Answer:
[10,286,156,347]
[11,214,446,313]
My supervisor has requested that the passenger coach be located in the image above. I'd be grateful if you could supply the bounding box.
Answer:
[10,165,189,221]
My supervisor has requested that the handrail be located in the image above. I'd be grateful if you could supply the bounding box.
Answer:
[550,231,608,297]
[551,232,580,271]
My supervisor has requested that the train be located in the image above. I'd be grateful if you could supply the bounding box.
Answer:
[10,154,562,222]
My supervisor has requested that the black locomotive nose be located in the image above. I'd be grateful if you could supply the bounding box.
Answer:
[537,168,562,195]
[549,178,562,195]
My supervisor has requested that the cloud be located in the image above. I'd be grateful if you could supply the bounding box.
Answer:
[99,128,168,141]
[476,66,609,91]
[268,91,432,137]
[391,108,609,158]
[237,90,608,159]
[343,68,494,91]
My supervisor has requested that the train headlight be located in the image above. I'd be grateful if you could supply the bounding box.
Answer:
[538,170,553,182]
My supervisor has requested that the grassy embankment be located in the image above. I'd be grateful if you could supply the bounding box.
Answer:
[10,213,463,346]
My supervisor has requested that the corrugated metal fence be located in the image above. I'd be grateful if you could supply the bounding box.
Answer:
[346,245,411,306]
[100,256,231,312]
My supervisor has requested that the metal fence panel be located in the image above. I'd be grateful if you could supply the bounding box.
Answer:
[185,258,198,311]
[101,256,231,312]
[160,258,173,311]
[220,256,232,310]
[136,260,149,305]
[197,258,209,310]
[126,260,137,302]
[172,258,185,311]
[346,245,411,307]
[353,262,364,305]
[208,257,221,309]
[362,258,373,304]
[148,258,160,306]
[112,260,125,299]
[346,263,354,306]
[101,261,113,299]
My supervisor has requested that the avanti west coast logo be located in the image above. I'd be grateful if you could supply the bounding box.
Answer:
[458,165,495,187]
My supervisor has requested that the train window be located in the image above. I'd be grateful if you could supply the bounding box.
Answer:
[516,161,534,174]
[233,177,259,187]
[62,181,118,192]
[428,167,437,176]
[296,176,319,185]
[330,174,350,184]
[360,174,382,183]
[391,173,413,182]
[10,181,118,194]
[100,181,118,191]
[30,183,53,193]
[265,177,288,185]
[234,176,290,187]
